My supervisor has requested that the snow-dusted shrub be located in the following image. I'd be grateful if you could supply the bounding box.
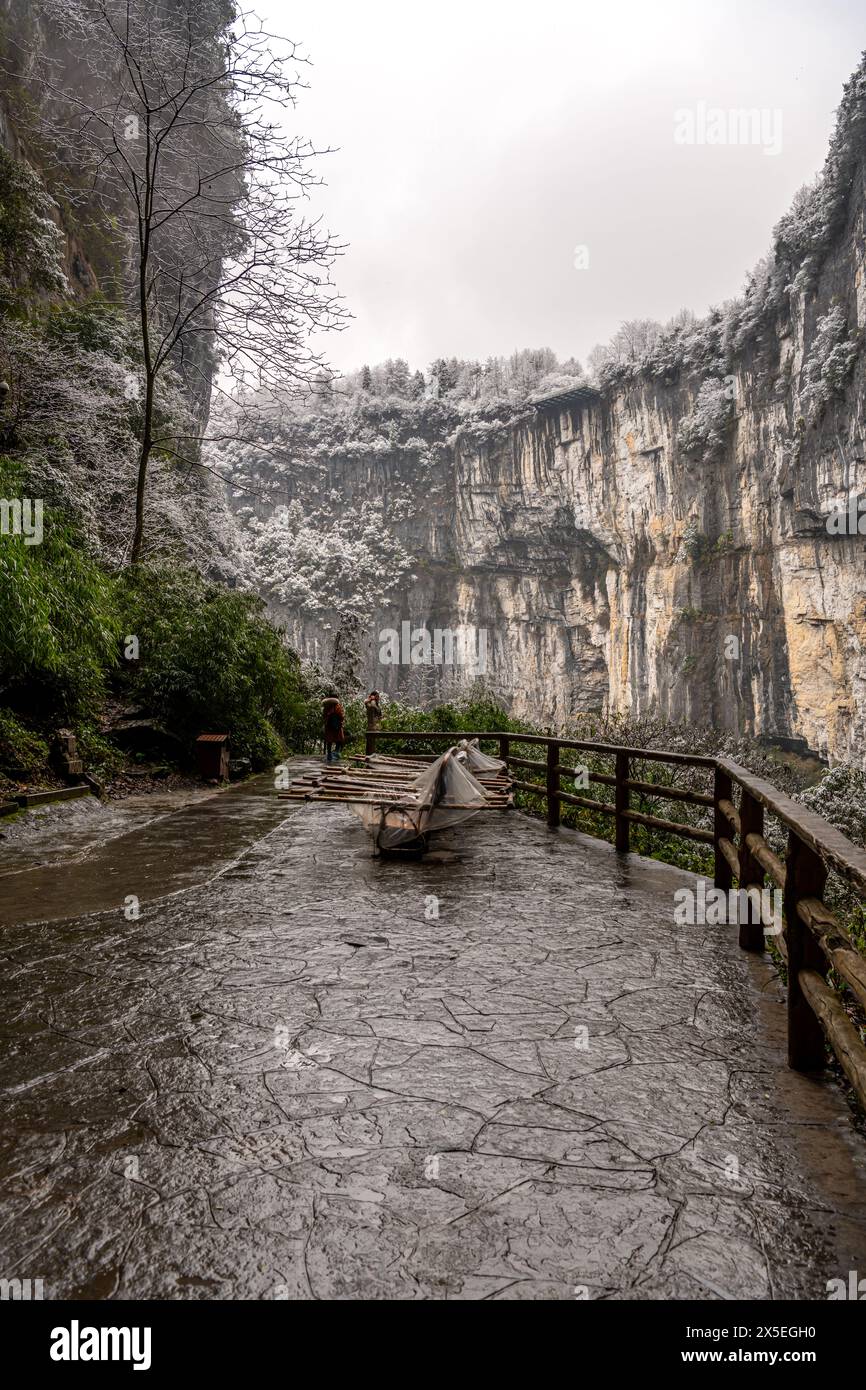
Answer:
[800,306,859,419]
[245,498,414,621]
[775,60,866,292]
[674,520,706,564]
[0,147,67,307]
[587,319,665,386]
[677,378,735,458]
[796,764,866,848]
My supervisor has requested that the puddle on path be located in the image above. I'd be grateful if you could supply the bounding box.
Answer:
[0,768,314,927]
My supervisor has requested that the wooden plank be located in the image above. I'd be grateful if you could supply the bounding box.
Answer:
[744,832,786,889]
[615,751,630,852]
[796,897,866,1016]
[621,809,714,844]
[737,790,766,951]
[714,767,734,893]
[556,792,616,815]
[546,742,560,829]
[511,779,545,797]
[719,756,866,896]
[798,968,866,1111]
[13,786,93,807]
[626,778,714,807]
[316,795,501,809]
[717,835,741,880]
[555,767,617,787]
[320,777,509,796]
[785,833,829,1071]
[370,730,717,766]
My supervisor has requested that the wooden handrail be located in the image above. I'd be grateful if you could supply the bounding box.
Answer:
[716,757,866,1107]
[366,729,716,765]
[717,757,866,896]
[363,728,866,1109]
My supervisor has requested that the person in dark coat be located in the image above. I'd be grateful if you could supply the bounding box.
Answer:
[322,694,346,763]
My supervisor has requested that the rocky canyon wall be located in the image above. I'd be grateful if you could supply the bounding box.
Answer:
[242,142,866,768]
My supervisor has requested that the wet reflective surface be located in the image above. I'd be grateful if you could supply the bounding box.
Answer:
[1,767,865,1299]
[0,775,291,926]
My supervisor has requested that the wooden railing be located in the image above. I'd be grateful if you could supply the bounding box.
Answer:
[364,729,866,1107]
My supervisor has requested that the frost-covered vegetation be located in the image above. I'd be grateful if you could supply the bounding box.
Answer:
[585,51,866,392]
[0,146,67,307]
[800,305,860,420]
[206,347,587,624]
[276,344,587,418]
[0,20,313,777]
[677,378,735,459]
[0,295,243,572]
[244,499,415,621]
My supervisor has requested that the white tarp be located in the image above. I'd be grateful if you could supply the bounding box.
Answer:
[351,746,490,850]
[456,738,506,774]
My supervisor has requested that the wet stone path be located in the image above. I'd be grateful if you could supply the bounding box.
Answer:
[2,765,866,1300]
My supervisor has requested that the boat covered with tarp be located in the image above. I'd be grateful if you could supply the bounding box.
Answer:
[279,740,513,854]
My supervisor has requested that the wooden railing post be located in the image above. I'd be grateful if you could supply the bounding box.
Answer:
[713,766,733,893]
[546,740,560,828]
[737,789,765,952]
[784,832,828,1072]
[615,751,630,852]
[499,735,510,763]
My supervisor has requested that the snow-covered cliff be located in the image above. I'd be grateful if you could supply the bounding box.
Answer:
[222,58,866,764]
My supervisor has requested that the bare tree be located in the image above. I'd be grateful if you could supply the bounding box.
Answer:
[25,0,345,563]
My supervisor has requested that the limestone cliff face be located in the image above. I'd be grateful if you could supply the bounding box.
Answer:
[248,143,866,767]
[458,158,866,767]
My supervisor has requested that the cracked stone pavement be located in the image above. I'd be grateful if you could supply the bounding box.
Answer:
[2,768,865,1300]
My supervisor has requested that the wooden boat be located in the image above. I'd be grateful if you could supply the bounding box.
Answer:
[278,741,513,854]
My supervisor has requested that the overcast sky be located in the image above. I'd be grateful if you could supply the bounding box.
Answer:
[261,0,864,377]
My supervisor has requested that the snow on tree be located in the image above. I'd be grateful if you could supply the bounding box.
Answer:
[25,0,346,564]
[800,305,859,420]
[677,378,735,459]
[384,358,411,397]
[0,148,68,308]
[243,498,414,623]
